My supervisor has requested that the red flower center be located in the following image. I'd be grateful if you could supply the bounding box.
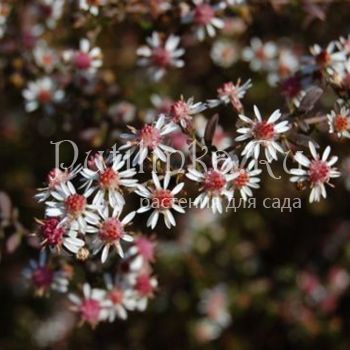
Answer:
[152,189,173,210]
[99,167,119,189]
[41,218,65,246]
[135,274,154,297]
[38,89,52,103]
[334,115,349,132]
[152,47,171,67]
[99,218,124,243]
[233,170,250,189]
[194,4,214,25]
[64,194,86,217]
[108,288,124,305]
[308,160,330,184]
[253,121,275,140]
[80,299,101,326]
[203,170,226,193]
[74,52,92,70]
[32,266,54,290]
[316,50,331,67]
[139,125,161,149]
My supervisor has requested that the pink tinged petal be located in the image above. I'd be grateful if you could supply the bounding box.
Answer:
[322,146,331,161]
[122,211,136,225]
[147,210,159,229]
[294,152,310,167]
[152,172,161,189]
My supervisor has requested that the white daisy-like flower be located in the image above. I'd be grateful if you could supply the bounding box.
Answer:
[81,153,137,209]
[68,283,110,328]
[127,272,158,311]
[33,40,58,73]
[79,0,107,15]
[63,38,102,75]
[169,96,206,129]
[235,105,290,162]
[38,217,85,254]
[22,77,64,112]
[45,182,99,231]
[137,32,184,81]
[184,0,225,41]
[23,250,69,295]
[38,0,65,29]
[119,114,177,166]
[310,41,346,69]
[207,79,252,112]
[86,205,135,263]
[104,274,137,321]
[210,40,239,68]
[35,166,80,203]
[231,159,261,201]
[186,152,236,214]
[242,37,277,72]
[290,142,340,203]
[136,172,185,229]
[327,106,350,138]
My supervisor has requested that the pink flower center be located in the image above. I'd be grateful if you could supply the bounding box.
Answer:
[233,170,249,189]
[203,170,226,193]
[108,288,124,305]
[80,299,101,326]
[38,89,52,103]
[253,121,275,140]
[194,4,214,25]
[99,167,119,189]
[152,47,171,67]
[32,266,54,290]
[139,125,161,149]
[170,100,190,123]
[334,115,349,132]
[74,52,92,70]
[41,218,65,246]
[99,218,124,243]
[308,160,330,184]
[135,274,154,296]
[218,82,235,97]
[64,194,86,217]
[135,237,155,262]
[152,189,173,210]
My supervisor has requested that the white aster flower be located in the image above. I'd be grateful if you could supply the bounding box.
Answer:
[39,0,65,29]
[327,106,350,138]
[231,159,261,201]
[242,37,277,72]
[310,41,346,69]
[86,205,135,263]
[137,32,185,81]
[169,96,206,129]
[63,38,102,75]
[119,114,177,166]
[22,77,64,112]
[186,152,236,214]
[81,153,137,209]
[185,0,225,41]
[210,40,239,68]
[68,283,110,328]
[45,182,98,231]
[235,105,290,162]
[33,40,58,73]
[136,172,185,229]
[290,142,340,203]
[23,250,69,295]
[104,274,137,321]
[207,79,252,112]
